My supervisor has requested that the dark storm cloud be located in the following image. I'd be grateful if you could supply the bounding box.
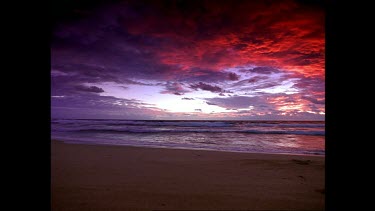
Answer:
[190,82,223,93]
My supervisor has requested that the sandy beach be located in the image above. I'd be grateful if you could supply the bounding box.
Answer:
[51,140,325,211]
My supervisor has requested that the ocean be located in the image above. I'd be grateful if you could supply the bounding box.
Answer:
[51,119,325,155]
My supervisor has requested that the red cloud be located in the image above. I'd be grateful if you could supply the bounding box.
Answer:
[122,0,324,79]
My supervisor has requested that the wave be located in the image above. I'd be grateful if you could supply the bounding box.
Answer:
[51,119,325,155]
[52,119,324,129]
[53,128,325,136]
[52,119,234,127]
[241,130,325,136]
[51,136,325,155]
[243,123,325,128]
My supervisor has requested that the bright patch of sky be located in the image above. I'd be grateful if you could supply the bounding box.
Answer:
[85,81,232,113]
[84,64,302,115]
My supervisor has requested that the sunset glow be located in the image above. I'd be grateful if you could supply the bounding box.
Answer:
[51,0,324,120]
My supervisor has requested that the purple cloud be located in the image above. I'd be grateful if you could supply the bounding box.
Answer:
[244,66,280,74]
[190,82,223,93]
[75,85,104,93]
[228,72,240,81]
[248,76,269,83]
[161,82,190,95]
[51,0,324,120]
[206,102,217,105]
[302,96,325,105]
[205,96,269,109]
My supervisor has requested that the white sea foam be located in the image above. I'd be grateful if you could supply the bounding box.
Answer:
[51,119,325,155]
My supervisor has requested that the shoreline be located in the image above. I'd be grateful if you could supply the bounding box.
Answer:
[52,139,325,211]
[53,139,325,157]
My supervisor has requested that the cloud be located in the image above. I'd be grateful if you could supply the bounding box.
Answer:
[292,76,325,93]
[52,0,324,81]
[248,76,269,83]
[52,93,147,109]
[252,81,281,90]
[302,96,325,104]
[205,96,270,110]
[51,94,168,119]
[50,0,324,120]
[228,72,240,81]
[204,93,324,118]
[122,79,155,86]
[194,109,202,112]
[75,85,104,93]
[178,68,232,83]
[190,82,223,93]
[51,63,120,82]
[182,97,194,100]
[244,67,280,74]
[161,82,190,95]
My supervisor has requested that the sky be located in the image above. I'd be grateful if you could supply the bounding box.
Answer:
[51,0,325,120]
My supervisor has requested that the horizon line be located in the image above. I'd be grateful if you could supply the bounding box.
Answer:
[51,118,325,122]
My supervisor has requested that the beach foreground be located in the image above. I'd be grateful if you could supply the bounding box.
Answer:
[52,140,325,211]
